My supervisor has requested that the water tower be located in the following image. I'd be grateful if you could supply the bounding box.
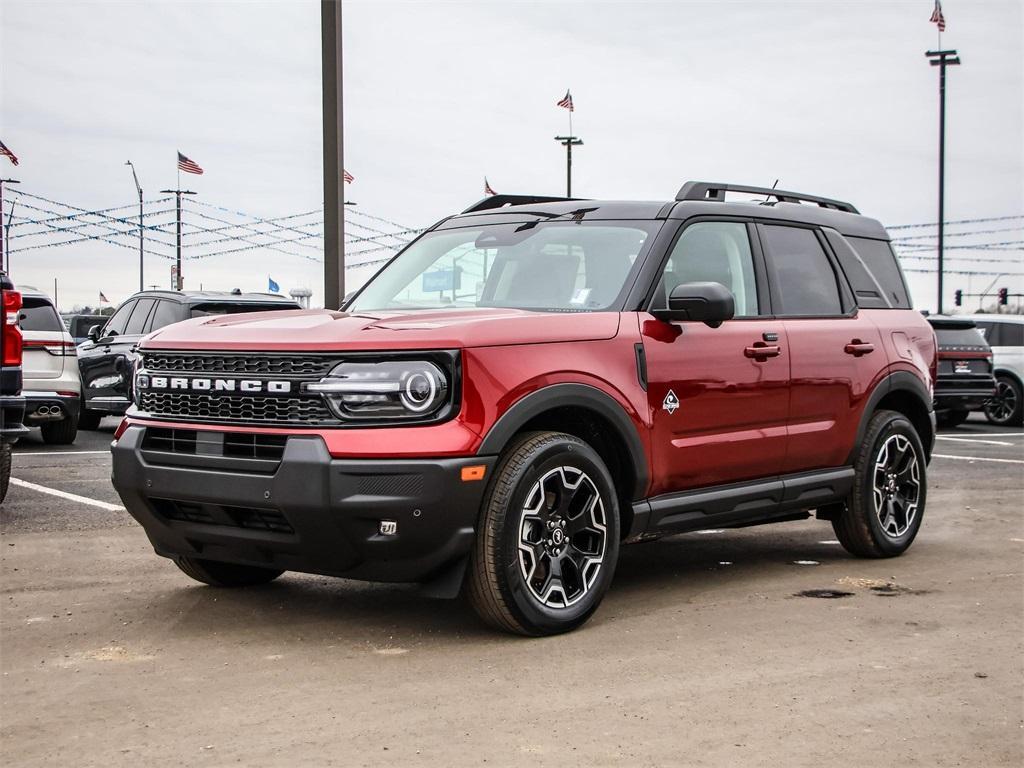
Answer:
[289,287,313,309]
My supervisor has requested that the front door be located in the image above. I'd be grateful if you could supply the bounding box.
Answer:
[641,220,790,497]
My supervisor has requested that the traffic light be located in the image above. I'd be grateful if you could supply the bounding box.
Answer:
[954,289,963,307]
[998,287,1008,306]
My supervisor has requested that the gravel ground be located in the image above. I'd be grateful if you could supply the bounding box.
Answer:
[1,415,1022,767]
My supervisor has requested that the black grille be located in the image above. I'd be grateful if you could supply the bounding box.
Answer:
[138,391,337,426]
[141,352,334,377]
[150,498,294,534]
[142,427,198,454]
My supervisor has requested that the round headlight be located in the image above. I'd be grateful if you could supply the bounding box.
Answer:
[307,359,450,421]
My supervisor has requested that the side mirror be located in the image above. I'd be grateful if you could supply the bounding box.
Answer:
[653,281,735,328]
[87,325,102,342]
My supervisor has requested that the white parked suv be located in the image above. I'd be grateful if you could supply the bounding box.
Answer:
[962,313,1024,426]
[17,287,81,444]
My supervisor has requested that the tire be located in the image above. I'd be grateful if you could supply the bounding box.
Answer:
[40,412,79,445]
[77,410,103,431]
[936,409,970,429]
[985,375,1023,427]
[467,431,621,636]
[173,556,283,587]
[833,409,927,558]
[0,443,11,504]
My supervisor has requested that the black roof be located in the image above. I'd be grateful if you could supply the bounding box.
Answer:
[124,289,298,305]
[446,182,889,240]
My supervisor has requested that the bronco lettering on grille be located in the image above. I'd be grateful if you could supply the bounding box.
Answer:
[136,375,292,394]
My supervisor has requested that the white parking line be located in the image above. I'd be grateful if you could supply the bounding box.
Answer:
[8,478,125,511]
[932,454,1024,465]
[15,450,110,456]
[936,436,1014,446]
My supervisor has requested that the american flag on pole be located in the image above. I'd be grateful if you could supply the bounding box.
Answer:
[484,177,497,196]
[556,90,574,112]
[0,140,18,166]
[930,0,946,32]
[177,152,203,175]
[343,169,354,184]
[99,292,109,304]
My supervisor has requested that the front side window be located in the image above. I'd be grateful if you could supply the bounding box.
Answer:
[102,301,136,338]
[652,222,759,317]
[348,221,657,313]
[763,225,844,316]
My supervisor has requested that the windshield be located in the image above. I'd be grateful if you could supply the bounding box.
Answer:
[348,221,658,313]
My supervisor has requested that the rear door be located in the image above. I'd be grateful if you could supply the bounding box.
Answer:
[759,223,886,473]
[641,219,790,496]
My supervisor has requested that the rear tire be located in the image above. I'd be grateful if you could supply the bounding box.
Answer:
[467,431,620,636]
[40,412,79,445]
[0,443,11,504]
[173,556,283,587]
[833,410,927,558]
[936,409,969,428]
[984,375,1023,427]
[77,410,102,431]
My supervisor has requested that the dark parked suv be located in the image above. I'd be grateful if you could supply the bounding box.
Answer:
[111,182,937,635]
[77,290,299,429]
[926,316,996,428]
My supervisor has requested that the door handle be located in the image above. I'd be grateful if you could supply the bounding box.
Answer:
[844,340,875,357]
[744,343,781,360]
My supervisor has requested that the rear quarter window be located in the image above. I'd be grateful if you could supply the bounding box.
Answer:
[846,237,911,309]
[18,298,64,332]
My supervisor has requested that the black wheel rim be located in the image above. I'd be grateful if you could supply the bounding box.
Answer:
[985,380,1017,424]
[518,466,607,609]
[872,434,921,539]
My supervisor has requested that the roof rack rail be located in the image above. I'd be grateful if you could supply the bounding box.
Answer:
[675,181,859,214]
[462,194,579,214]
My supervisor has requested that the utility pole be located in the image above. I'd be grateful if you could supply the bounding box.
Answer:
[3,199,16,276]
[159,187,196,290]
[0,178,20,273]
[926,48,960,315]
[553,136,583,197]
[126,161,144,291]
[322,0,345,309]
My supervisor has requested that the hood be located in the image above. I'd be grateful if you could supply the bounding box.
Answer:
[142,308,621,351]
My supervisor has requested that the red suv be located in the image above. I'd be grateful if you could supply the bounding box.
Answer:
[111,182,937,636]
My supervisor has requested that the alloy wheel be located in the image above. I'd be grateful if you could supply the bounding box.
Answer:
[517,466,607,608]
[985,379,1018,424]
[872,434,921,539]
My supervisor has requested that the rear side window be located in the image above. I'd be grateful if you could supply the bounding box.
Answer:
[189,302,293,317]
[979,321,1023,346]
[123,298,156,335]
[148,300,181,332]
[18,297,63,332]
[762,225,844,316]
[847,237,911,309]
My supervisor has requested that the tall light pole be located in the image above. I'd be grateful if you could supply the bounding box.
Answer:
[0,178,20,273]
[554,136,583,197]
[159,187,196,290]
[322,0,345,309]
[126,161,144,291]
[926,48,960,315]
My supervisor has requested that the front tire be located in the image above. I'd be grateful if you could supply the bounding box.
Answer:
[174,556,283,587]
[0,443,11,504]
[467,431,620,636]
[833,410,927,558]
[985,375,1023,427]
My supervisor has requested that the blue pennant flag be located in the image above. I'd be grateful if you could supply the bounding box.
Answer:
[268,276,280,293]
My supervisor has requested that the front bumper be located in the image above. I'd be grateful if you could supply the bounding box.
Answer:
[22,390,81,424]
[111,425,496,583]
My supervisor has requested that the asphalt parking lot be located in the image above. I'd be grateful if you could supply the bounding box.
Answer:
[1,416,1022,767]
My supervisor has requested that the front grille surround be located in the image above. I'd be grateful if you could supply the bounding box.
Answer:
[134,349,462,428]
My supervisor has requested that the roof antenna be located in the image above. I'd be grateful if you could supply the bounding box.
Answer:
[763,179,779,204]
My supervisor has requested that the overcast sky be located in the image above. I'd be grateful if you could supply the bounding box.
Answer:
[1,0,1021,312]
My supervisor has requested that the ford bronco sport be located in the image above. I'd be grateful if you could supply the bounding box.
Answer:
[110,182,937,636]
